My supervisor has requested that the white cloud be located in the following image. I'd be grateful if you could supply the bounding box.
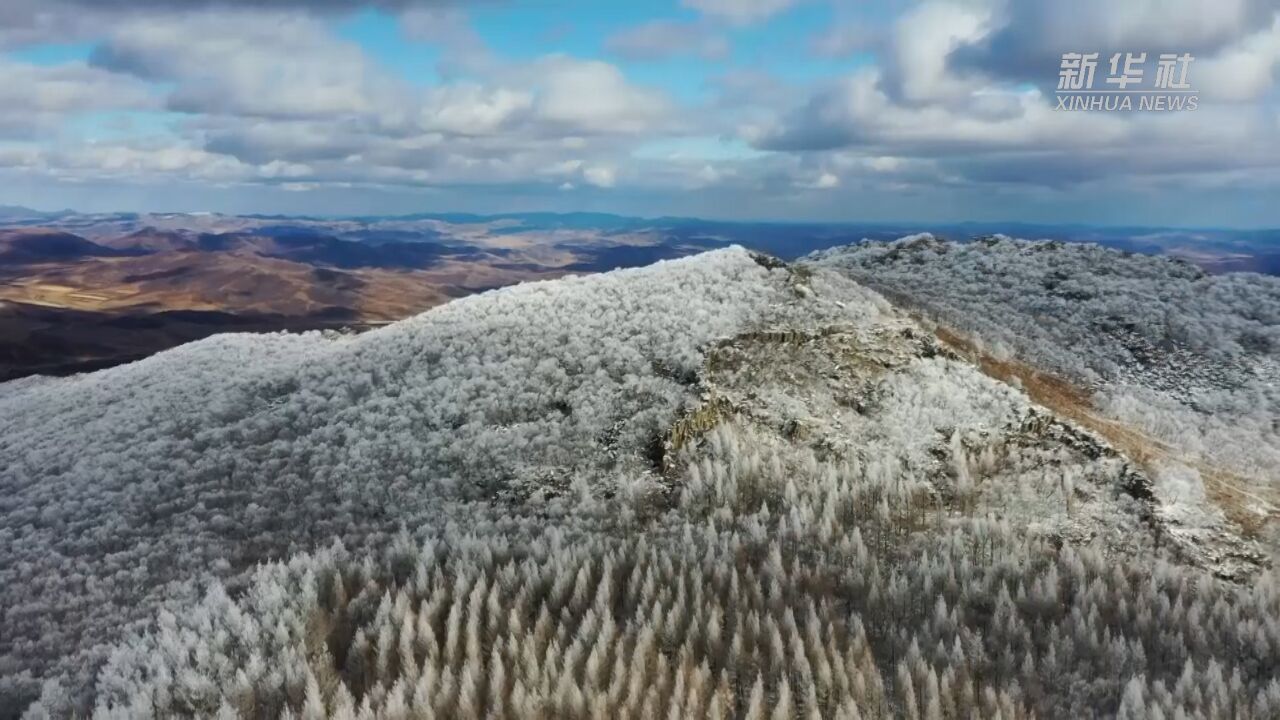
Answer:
[866,156,902,172]
[258,159,314,179]
[398,6,496,77]
[692,164,723,186]
[527,57,673,135]
[0,59,156,139]
[957,0,1280,86]
[0,0,476,48]
[2,0,1278,214]
[890,2,992,104]
[811,23,877,58]
[420,85,534,135]
[11,9,680,194]
[681,0,801,26]
[1196,15,1280,100]
[583,165,617,188]
[1004,0,1269,54]
[799,171,840,189]
[93,12,404,120]
[3,142,259,183]
[740,0,1280,194]
[606,19,729,60]
[757,67,1278,193]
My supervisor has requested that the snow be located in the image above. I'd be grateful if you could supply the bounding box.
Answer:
[5,242,1278,718]
[0,247,786,707]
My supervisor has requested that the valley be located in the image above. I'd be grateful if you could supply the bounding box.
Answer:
[4,211,1278,384]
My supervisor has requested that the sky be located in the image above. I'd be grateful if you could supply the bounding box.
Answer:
[1,0,1279,226]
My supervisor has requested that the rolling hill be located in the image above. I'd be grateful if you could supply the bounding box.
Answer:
[4,211,1279,383]
[2,243,1277,719]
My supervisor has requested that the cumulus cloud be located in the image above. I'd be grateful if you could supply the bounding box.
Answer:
[582,165,618,187]
[91,12,406,120]
[886,2,993,104]
[420,85,534,135]
[0,6,680,195]
[606,19,730,61]
[199,118,375,165]
[796,170,840,189]
[2,0,1279,214]
[0,140,278,185]
[9,0,462,9]
[0,0,473,48]
[681,0,801,26]
[399,6,497,78]
[90,10,672,138]
[761,69,1130,152]
[811,23,879,59]
[0,59,157,139]
[752,59,1280,188]
[0,59,155,116]
[524,56,674,135]
[743,0,1280,195]
[1195,14,1280,100]
[957,0,1280,85]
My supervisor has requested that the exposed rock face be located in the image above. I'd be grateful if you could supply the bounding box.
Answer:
[664,262,1264,579]
[813,236,1280,570]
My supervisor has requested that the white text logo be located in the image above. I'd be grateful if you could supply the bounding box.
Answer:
[1055,52,1197,111]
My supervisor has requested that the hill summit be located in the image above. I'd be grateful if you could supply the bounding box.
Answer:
[3,243,1277,719]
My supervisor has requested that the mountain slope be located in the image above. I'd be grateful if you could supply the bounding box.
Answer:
[812,235,1280,560]
[0,248,785,710]
[0,229,141,265]
[3,246,1278,719]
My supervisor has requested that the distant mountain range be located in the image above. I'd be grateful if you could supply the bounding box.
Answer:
[2,207,1278,381]
[4,204,1279,267]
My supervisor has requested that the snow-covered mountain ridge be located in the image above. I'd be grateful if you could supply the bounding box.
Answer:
[813,235,1279,565]
[3,243,1277,719]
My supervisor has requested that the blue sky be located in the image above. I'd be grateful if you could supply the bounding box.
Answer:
[1,0,1279,226]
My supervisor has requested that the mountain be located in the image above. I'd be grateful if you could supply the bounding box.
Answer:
[0,229,143,265]
[3,244,1277,718]
[8,210,1276,385]
[0,300,377,381]
[812,235,1280,561]
[95,227,201,253]
[0,220,677,381]
[0,206,66,222]
[0,233,473,382]
[0,211,750,381]
[11,209,1280,267]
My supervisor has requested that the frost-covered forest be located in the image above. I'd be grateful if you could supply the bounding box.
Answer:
[814,236,1280,553]
[3,245,1279,719]
[811,235,1280,386]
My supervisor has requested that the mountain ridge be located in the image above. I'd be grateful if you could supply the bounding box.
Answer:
[4,243,1278,718]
